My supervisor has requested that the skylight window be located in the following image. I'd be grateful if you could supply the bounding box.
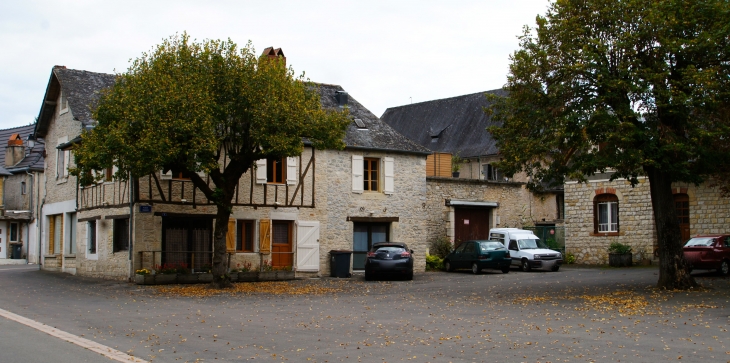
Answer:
[354,118,367,129]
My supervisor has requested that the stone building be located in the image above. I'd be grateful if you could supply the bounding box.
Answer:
[0,124,45,263]
[564,173,730,264]
[381,90,564,248]
[33,56,430,280]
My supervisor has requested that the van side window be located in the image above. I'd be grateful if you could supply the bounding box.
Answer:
[454,243,466,254]
[509,240,518,251]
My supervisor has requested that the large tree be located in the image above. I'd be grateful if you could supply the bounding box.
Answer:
[488,0,730,289]
[73,34,350,288]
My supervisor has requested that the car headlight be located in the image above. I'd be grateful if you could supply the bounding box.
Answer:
[533,255,541,260]
[557,253,562,259]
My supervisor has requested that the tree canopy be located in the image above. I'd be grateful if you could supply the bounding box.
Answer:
[487,0,730,289]
[72,33,351,287]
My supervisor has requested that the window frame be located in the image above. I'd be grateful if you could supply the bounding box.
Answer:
[59,89,69,114]
[9,222,19,242]
[236,220,255,252]
[363,158,379,192]
[593,194,619,234]
[266,157,286,184]
[113,218,130,253]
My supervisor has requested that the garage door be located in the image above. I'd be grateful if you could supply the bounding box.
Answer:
[454,208,491,244]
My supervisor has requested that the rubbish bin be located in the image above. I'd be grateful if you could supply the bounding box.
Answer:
[11,244,21,259]
[329,250,352,278]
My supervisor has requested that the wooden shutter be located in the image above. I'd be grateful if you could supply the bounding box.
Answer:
[259,219,271,254]
[296,221,320,272]
[286,157,297,185]
[48,216,55,254]
[226,219,236,252]
[352,155,363,193]
[383,157,394,194]
[255,159,267,184]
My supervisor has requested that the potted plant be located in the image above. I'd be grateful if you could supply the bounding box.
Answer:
[451,153,463,178]
[608,241,632,267]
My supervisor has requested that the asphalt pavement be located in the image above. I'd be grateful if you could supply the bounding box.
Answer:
[0,263,728,363]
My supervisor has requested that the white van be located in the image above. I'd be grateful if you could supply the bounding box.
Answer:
[488,228,563,272]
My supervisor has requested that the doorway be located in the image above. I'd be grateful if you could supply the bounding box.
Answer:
[162,217,213,270]
[352,222,389,270]
[454,208,491,244]
[271,221,293,268]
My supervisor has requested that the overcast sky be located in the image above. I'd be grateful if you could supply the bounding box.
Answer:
[0,0,551,129]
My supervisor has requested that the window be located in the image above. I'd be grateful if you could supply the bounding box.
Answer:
[236,220,255,252]
[59,90,68,114]
[364,158,379,191]
[594,194,619,233]
[483,163,502,181]
[49,214,63,254]
[266,157,286,184]
[113,218,129,252]
[88,221,97,254]
[9,223,18,242]
[556,194,564,220]
[104,167,113,182]
[57,149,66,179]
[21,181,26,195]
[67,213,76,254]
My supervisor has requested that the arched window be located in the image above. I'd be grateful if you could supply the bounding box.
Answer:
[594,194,619,233]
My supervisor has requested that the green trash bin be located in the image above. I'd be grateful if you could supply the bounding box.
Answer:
[11,244,21,259]
[329,250,352,278]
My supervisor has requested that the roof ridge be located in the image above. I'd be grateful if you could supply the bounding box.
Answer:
[385,89,505,111]
[0,124,35,132]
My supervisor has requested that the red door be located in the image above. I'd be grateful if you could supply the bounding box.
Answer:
[271,221,293,268]
[454,208,491,245]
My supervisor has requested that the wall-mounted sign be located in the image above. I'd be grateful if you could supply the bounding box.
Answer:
[139,205,152,213]
[464,219,470,225]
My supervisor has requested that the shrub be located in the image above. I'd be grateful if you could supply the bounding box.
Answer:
[608,242,632,255]
[565,252,576,264]
[261,260,274,272]
[426,255,444,271]
[430,236,454,259]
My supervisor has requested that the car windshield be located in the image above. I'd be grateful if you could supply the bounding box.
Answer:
[684,238,714,247]
[479,242,506,251]
[517,238,547,249]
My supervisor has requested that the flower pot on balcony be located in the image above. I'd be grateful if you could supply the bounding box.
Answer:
[452,172,460,178]
[608,253,632,267]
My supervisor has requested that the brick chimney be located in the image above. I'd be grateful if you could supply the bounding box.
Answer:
[5,133,24,167]
[261,47,286,66]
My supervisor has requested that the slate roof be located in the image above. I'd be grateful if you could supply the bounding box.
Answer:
[315,84,430,155]
[35,66,117,138]
[380,89,507,158]
[0,124,45,172]
[0,165,10,176]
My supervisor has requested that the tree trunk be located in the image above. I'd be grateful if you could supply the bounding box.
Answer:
[210,205,233,289]
[644,166,697,289]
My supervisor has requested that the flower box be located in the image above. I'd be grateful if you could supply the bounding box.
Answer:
[237,272,258,282]
[608,253,632,267]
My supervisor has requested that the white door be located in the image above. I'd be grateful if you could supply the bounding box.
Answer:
[0,222,6,258]
[295,221,320,272]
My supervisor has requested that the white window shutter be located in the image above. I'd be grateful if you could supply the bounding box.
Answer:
[65,150,72,177]
[295,221,320,272]
[286,157,297,185]
[160,169,172,180]
[255,159,267,184]
[383,157,395,194]
[352,155,364,193]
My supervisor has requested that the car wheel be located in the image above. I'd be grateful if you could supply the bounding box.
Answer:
[405,271,413,281]
[444,260,453,272]
[719,260,730,276]
[551,265,560,272]
[501,267,510,274]
[471,263,481,275]
[521,259,531,272]
[365,271,373,281]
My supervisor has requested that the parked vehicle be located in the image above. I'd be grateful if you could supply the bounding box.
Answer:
[488,228,563,272]
[683,235,730,276]
[364,242,414,281]
[443,240,511,274]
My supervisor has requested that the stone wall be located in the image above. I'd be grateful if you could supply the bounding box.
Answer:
[564,178,730,264]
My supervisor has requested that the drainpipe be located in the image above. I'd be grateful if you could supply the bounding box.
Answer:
[128,173,134,280]
[26,171,34,262]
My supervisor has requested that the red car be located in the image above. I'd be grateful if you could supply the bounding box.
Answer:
[683,235,730,276]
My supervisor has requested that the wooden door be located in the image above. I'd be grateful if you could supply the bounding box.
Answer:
[271,221,293,268]
[674,193,690,243]
[454,208,491,243]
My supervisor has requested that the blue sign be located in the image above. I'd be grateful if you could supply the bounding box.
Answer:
[139,205,152,213]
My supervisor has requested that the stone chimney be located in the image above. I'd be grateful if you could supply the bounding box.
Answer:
[5,133,24,167]
[261,47,286,67]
